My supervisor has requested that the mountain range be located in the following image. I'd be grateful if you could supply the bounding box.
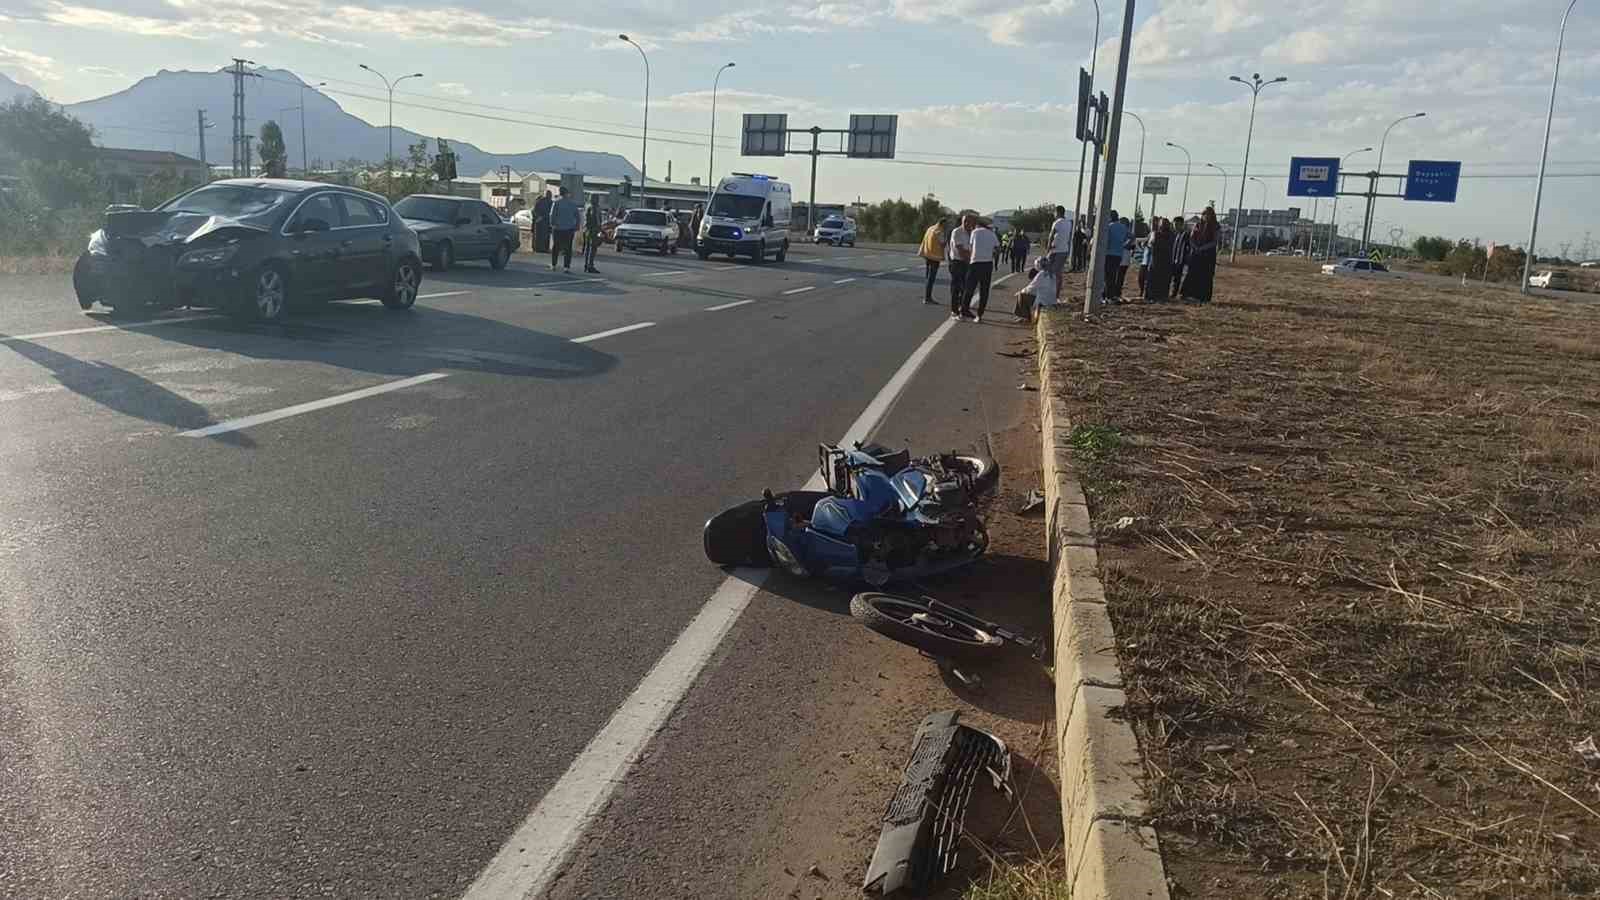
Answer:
[47,67,640,180]
[1,72,42,104]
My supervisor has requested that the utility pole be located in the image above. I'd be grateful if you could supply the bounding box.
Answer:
[242,134,255,176]
[1085,0,1135,316]
[197,109,208,167]
[228,59,259,177]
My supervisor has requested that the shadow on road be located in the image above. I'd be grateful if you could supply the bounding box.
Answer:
[112,303,619,381]
[0,334,255,447]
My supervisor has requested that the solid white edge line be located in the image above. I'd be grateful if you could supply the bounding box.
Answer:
[3,314,218,343]
[710,265,741,271]
[781,286,816,295]
[704,300,755,312]
[460,315,959,900]
[179,373,448,437]
[418,291,471,299]
[641,270,690,278]
[995,272,1017,285]
[833,278,856,284]
[571,322,655,343]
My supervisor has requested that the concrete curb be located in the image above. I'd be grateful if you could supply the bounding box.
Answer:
[1036,311,1170,900]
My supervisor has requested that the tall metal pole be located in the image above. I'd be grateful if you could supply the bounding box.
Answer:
[359,65,422,196]
[1071,0,1101,232]
[297,81,324,174]
[1363,113,1424,253]
[620,35,650,206]
[197,109,207,167]
[1228,74,1287,262]
[808,128,821,233]
[1205,163,1228,219]
[1327,147,1371,259]
[707,62,734,201]
[1249,176,1267,249]
[1523,0,1580,293]
[1085,0,1135,316]
[1123,110,1144,221]
[1166,141,1191,221]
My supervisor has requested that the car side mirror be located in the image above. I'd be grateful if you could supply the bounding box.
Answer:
[763,215,774,228]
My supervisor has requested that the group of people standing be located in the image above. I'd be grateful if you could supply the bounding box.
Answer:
[916,203,1223,314]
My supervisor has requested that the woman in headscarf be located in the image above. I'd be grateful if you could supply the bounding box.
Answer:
[1181,207,1220,304]
[1145,217,1173,303]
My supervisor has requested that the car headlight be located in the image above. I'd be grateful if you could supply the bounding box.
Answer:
[178,244,240,267]
[86,229,108,256]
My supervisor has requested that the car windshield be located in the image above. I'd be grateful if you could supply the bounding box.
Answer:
[162,185,295,218]
[623,210,668,226]
[820,219,844,229]
[708,193,766,219]
[394,197,459,224]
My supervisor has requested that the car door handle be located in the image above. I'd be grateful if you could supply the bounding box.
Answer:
[340,240,354,247]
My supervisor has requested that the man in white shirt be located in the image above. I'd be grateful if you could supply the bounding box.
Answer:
[961,214,999,322]
[1046,205,1073,301]
[946,215,973,317]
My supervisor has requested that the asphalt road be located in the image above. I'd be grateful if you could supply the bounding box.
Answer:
[0,240,1027,898]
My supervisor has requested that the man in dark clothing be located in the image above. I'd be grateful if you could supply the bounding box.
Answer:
[1072,224,1089,272]
[533,190,553,253]
[1011,231,1031,274]
[583,194,603,274]
[549,186,580,272]
[1171,219,1192,299]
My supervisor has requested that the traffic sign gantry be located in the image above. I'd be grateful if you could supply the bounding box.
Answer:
[1287,156,1340,197]
[1404,160,1461,202]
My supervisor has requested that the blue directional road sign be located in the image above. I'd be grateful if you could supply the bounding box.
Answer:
[1287,156,1340,197]
[1404,160,1461,202]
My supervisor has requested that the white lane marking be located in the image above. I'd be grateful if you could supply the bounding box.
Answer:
[892,267,912,272]
[511,279,607,288]
[710,265,741,271]
[782,286,816,295]
[179,373,448,438]
[833,278,857,285]
[571,322,655,343]
[641,270,690,278]
[418,290,471,299]
[3,315,217,343]
[704,300,755,312]
[996,272,1017,285]
[462,316,959,900]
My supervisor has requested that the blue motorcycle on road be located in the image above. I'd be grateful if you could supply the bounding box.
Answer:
[703,443,999,585]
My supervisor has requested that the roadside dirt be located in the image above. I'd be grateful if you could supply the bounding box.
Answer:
[1047,259,1600,898]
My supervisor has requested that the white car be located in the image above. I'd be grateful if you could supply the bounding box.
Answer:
[813,217,857,247]
[613,209,679,255]
[1527,270,1573,289]
[511,209,533,228]
[1321,258,1390,276]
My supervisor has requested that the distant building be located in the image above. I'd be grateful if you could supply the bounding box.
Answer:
[94,147,209,202]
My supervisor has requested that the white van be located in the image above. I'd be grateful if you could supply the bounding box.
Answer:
[698,173,792,263]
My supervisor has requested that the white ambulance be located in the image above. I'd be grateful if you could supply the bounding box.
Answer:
[697,173,793,264]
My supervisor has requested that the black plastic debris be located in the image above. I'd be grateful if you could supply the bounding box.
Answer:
[861,710,1011,896]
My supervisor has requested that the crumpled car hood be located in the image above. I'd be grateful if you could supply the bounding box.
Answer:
[104,210,270,246]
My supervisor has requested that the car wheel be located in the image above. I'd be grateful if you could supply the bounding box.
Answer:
[776,240,788,263]
[238,264,288,323]
[490,241,511,270]
[382,257,422,310]
[434,241,453,272]
[751,241,766,264]
[697,250,711,260]
[72,255,99,310]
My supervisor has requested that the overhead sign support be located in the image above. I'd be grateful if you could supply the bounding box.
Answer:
[739,113,899,231]
[1290,153,1461,256]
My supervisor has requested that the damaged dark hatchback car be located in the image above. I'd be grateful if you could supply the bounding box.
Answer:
[72,179,425,322]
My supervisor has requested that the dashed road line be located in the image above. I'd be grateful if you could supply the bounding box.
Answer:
[704,300,755,311]
[782,286,816,295]
[641,270,690,278]
[833,278,857,285]
[179,373,449,438]
[710,265,742,271]
[572,322,656,343]
[3,315,219,344]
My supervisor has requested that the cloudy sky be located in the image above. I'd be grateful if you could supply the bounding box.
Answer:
[2,0,1597,254]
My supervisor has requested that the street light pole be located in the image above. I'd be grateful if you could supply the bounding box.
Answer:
[1166,141,1191,221]
[1071,0,1101,232]
[1123,110,1144,222]
[1205,163,1228,220]
[1328,146,1372,259]
[1228,73,1287,262]
[358,64,422,197]
[707,62,735,201]
[1363,113,1425,254]
[620,35,651,206]
[1523,0,1580,293]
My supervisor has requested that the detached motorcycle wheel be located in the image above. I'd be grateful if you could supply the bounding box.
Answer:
[952,453,1001,499]
[850,593,1004,661]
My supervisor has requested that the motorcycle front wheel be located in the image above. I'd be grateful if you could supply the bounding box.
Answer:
[850,593,1004,661]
